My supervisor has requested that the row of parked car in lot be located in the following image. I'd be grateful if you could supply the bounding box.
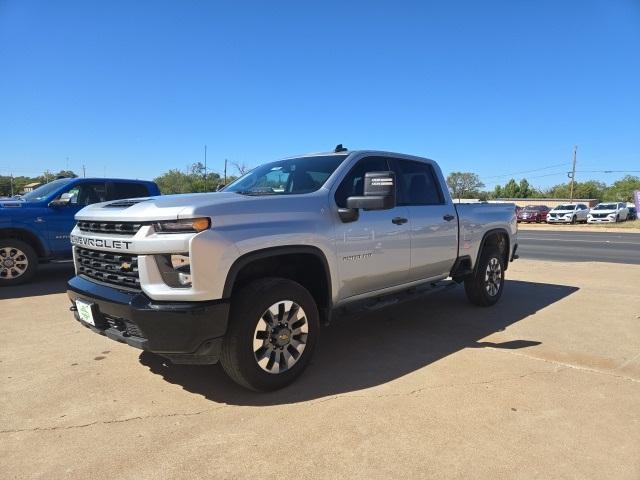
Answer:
[516,202,637,224]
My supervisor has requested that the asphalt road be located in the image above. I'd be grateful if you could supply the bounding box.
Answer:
[517,229,640,264]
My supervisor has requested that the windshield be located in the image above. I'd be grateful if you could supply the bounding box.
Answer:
[554,204,575,211]
[21,179,73,201]
[593,203,617,210]
[224,155,347,195]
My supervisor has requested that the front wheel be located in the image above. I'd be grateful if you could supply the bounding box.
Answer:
[220,277,319,391]
[464,247,505,307]
[0,239,38,286]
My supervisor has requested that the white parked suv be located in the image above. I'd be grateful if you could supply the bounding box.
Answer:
[587,202,629,223]
[546,204,589,224]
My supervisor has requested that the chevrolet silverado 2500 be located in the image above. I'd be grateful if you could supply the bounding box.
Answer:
[67,147,518,391]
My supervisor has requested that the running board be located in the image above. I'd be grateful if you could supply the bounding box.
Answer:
[336,280,458,319]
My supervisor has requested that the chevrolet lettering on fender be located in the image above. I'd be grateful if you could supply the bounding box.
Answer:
[70,235,132,250]
[67,145,518,392]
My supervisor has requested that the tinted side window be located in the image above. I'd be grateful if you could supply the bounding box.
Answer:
[394,160,444,205]
[65,183,107,205]
[334,156,389,208]
[108,182,150,201]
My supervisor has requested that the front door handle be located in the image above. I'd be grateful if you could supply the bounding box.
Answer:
[392,217,408,225]
[443,214,455,222]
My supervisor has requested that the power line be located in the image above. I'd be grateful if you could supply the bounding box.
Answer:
[482,161,572,180]
[483,170,571,187]
[575,170,640,174]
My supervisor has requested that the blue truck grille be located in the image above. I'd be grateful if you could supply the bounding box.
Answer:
[77,221,143,235]
[75,247,141,290]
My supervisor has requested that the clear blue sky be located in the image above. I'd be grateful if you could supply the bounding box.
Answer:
[1,0,639,190]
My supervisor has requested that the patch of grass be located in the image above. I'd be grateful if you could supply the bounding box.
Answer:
[603,219,640,229]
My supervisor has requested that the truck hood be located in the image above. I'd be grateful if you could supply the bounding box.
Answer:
[74,192,264,222]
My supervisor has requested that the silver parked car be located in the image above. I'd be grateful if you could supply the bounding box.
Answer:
[547,204,589,224]
[587,202,629,223]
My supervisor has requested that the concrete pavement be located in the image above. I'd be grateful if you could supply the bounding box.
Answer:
[1,261,639,479]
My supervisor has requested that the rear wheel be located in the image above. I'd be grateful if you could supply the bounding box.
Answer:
[220,277,319,391]
[464,246,505,307]
[0,239,37,286]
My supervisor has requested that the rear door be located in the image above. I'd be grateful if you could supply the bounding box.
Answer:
[390,158,458,282]
[333,156,411,298]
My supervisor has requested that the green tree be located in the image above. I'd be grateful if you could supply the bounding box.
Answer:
[154,163,227,194]
[518,178,532,198]
[446,172,485,199]
[603,175,640,202]
[502,178,520,198]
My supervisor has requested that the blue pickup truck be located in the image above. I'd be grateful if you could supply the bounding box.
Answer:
[0,177,159,286]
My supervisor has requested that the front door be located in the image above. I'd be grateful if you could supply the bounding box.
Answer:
[333,156,411,299]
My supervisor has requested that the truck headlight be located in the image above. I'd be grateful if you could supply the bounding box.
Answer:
[154,218,210,233]
[155,253,192,288]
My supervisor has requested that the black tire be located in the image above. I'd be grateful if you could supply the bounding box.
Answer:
[0,239,38,286]
[464,246,505,307]
[571,215,577,224]
[220,277,319,391]
[615,214,620,223]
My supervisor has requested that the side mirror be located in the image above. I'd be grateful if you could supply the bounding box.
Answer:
[339,171,396,223]
[49,192,73,208]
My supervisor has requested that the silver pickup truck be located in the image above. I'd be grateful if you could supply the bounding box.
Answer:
[67,146,518,391]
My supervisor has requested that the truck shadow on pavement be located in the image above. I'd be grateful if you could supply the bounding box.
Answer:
[139,279,578,405]
[0,263,75,300]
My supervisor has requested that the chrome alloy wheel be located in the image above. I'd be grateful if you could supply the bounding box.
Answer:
[253,300,309,374]
[0,247,29,280]
[484,257,502,297]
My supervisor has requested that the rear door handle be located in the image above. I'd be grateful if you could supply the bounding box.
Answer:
[392,217,408,225]
[443,214,455,222]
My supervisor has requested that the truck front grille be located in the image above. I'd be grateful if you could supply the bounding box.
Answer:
[75,247,141,290]
[591,213,608,218]
[77,221,143,235]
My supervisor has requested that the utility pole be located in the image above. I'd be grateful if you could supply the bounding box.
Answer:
[10,173,14,197]
[82,165,86,178]
[224,158,227,184]
[569,145,577,203]
[204,145,208,192]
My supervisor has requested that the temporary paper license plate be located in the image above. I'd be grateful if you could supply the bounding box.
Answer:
[76,299,95,326]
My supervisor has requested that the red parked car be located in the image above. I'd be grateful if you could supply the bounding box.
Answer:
[517,205,551,223]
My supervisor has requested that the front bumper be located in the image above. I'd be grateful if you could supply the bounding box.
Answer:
[67,276,229,364]
[587,217,616,223]
[546,217,573,223]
